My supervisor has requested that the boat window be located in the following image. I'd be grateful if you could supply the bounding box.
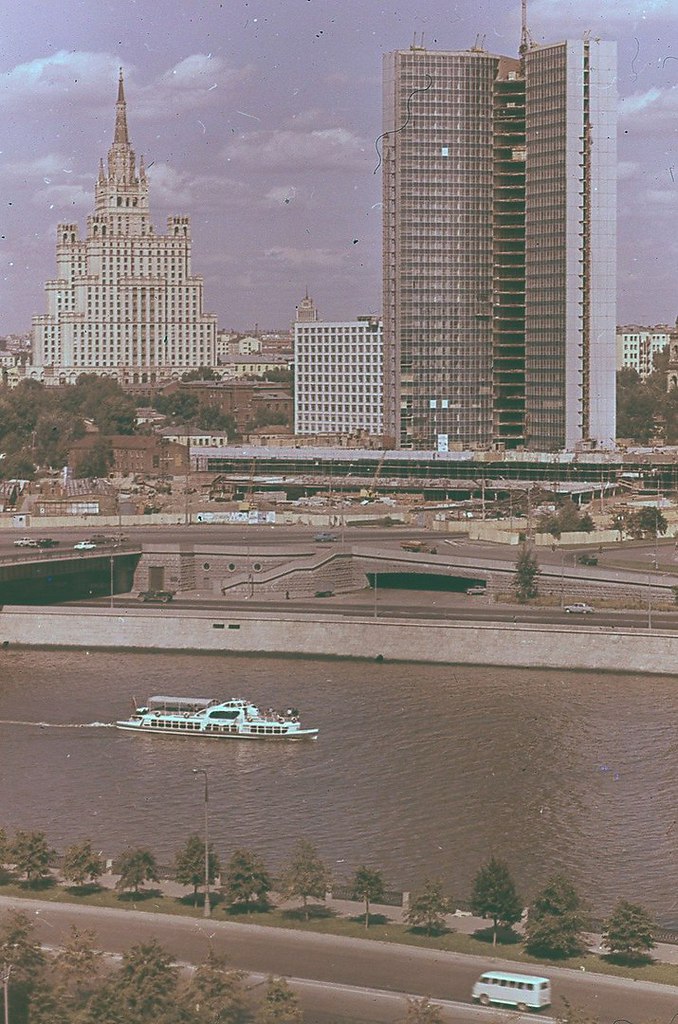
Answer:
[209,710,239,720]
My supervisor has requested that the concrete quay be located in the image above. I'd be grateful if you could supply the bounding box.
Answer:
[2,603,678,676]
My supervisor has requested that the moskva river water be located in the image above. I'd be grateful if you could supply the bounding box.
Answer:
[1,648,676,923]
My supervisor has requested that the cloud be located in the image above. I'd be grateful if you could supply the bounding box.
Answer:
[263,246,346,268]
[32,184,91,211]
[617,161,639,181]
[137,55,253,118]
[0,51,119,110]
[620,85,678,134]
[227,127,370,172]
[530,0,678,26]
[147,162,252,211]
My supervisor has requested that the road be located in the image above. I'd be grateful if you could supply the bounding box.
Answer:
[1,897,676,1023]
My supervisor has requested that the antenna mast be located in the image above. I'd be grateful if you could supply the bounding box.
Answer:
[519,0,535,55]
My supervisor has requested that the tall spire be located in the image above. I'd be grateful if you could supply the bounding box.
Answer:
[114,68,129,145]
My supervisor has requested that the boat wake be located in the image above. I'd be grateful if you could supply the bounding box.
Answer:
[0,720,116,729]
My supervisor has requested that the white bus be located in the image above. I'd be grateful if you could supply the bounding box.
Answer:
[472,971,551,1011]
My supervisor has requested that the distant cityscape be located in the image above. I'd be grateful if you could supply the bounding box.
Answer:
[0,34,676,459]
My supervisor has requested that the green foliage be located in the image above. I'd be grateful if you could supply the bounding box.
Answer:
[223,848,272,912]
[181,366,220,382]
[0,909,45,984]
[616,354,678,443]
[10,829,53,885]
[153,391,200,423]
[75,437,114,479]
[602,899,656,961]
[115,939,180,1023]
[470,856,522,945]
[174,833,220,906]
[525,875,589,958]
[406,878,451,936]
[61,840,104,887]
[351,865,385,929]
[538,499,595,538]
[401,996,444,1023]
[195,403,237,434]
[280,839,331,919]
[253,976,303,1023]
[48,926,103,1013]
[181,949,248,1023]
[114,847,159,895]
[513,545,539,602]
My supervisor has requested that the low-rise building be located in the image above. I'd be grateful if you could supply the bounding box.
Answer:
[68,435,188,476]
[616,324,670,379]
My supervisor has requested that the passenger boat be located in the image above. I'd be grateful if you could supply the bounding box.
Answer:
[115,695,318,741]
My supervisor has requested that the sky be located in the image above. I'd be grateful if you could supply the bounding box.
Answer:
[1,0,678,336]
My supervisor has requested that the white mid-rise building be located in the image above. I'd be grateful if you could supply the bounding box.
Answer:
[294,314,383,436]
[616,325,670,379]
[30,72,217,387]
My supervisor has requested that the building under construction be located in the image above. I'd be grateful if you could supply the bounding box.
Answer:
[382,9,617,452]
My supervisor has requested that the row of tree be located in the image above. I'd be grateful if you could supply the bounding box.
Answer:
[0,831,658,964]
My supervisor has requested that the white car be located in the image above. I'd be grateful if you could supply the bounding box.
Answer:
[564,602,594,615]
[14,537,39,548]
[73,541,97,550]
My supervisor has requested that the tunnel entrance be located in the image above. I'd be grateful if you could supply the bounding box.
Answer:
[366,572,486,593]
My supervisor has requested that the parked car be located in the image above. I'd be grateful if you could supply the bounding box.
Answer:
[564,602,594,615]
[314,589,334,598]
[73,541,96,550]
[138,590,175,603]
[13,537,39,548]
[577,554,598,566]
[36,538,59,548]
[314,532,338,543]
[465,585,486,595]
[89,534,116,545]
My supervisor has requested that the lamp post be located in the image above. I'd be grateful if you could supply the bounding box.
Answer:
[2,964,11,1024]
[109,554,115,609]
[192,768,211,917]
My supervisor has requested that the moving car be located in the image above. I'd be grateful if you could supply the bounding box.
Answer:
[472,971,551,1011]
[564,602,594,614]
[13,537,39,548]
[577,554,598,566]
[139,590,175,603]
[400,540,437,553]
[465,585,486,595]
[314,532,338,543]
[36,538,59,548]
[73,541,97,550]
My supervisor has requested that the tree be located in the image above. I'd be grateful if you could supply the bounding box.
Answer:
[0,910,45,1024]
[351,865,385,929]
[280,840,331,920]
[253,976,303,1023]
[75,437,114,479]
[174,833,220,907]
[406,878,450,936]
[115,939,180,1023]
[9,829,53,885]
[470,856,522,946]
[525,875,589,958]
[61,840,104,888]
[47,926,103,1017]
[400,996,444,1023]
[223,848,272,913]
[181,948,248,1023]
[114,847,159,896]
[627,507,668,539]
[513,545,539,602]
[602,900,655,962]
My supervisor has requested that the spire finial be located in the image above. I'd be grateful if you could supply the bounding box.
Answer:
[114,68,129,144]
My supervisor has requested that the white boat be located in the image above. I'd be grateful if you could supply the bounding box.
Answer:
[115,695,318,741]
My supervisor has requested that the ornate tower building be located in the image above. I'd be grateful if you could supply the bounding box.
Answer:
[31,72,217,387]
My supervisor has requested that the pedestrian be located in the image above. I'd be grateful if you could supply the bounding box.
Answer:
[285,590,290,600]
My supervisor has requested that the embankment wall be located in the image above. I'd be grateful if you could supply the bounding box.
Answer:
[1,607,677,676]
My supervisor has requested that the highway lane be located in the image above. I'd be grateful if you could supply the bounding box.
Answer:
[2,897,677,1024]
[87,594,678,631]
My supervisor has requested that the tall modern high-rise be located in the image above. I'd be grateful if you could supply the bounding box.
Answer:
[31,72,217,387]
[382,32,617,451]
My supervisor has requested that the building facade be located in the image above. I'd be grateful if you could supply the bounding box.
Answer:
[31,72,217,387]
[616,325,670,379]
[294,314,383,436]
[382,38,617,452]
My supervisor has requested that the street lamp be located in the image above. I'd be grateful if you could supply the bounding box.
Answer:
[2,964,11,1024]
[192,768,211,917]
[109,554,115,609]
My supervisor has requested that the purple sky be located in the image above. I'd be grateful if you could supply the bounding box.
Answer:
[1,0,677,335]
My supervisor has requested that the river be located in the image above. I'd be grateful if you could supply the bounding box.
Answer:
[1,648,676,924]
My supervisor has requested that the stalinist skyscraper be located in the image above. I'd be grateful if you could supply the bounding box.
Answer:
[31,71,217,387]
